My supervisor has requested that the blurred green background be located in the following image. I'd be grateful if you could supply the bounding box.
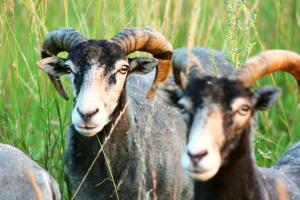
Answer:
[0,0,299,199]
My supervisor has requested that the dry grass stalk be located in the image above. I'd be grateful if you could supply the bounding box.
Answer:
[187,0,202,49]
[170,0,183,43]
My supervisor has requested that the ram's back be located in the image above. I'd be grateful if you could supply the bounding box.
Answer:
[0,144,61,200]
[173,47,234,76]
[255,142,300,200]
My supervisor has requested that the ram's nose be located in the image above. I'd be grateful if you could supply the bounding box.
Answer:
[187,149,208,166]
[76,108,99,123]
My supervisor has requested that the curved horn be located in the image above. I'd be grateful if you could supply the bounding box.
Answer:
[235,50,300,98]
[41,28,87,100]
[172,49,205,89]
[111,28,173,99]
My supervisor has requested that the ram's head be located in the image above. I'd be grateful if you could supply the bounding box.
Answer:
[158,50,300,181]
[37,28,172,136]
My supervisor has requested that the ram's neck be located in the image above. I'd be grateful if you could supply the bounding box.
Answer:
[70,96,130,148]
[65,91,134,184]
[193,127,267,200]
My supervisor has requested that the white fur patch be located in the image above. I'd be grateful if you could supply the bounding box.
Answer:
[65,60,79,73]
[41,171,52,197]
[182,104,223,181]
[71,59,128,136]
[178,97,193,111]
[68,73,77,96]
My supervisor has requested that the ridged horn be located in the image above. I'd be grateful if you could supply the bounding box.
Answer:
[235,50,300,98]
[111,28,173,99]
[41,28,87,100]
[172,49,205,89]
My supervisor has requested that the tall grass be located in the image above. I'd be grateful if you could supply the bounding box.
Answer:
[0,0,299,199]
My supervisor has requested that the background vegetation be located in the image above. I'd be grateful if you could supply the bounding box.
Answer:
[0,0,299,199]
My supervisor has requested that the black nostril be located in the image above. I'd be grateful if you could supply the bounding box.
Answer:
[90,108,99,117]
[77,108,84,118]
[77,108,99,122]
[187,150,208,164]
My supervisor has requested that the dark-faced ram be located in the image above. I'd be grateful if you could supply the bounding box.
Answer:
[158,49,300,200]
[37,27,193,200]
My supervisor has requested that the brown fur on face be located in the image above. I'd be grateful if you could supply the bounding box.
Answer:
[176,77,254,175]
[159,73,300,200]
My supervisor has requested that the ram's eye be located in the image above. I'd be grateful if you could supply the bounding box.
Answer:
[64,64,73,73]
[176,103,191,123]
[118,65,129,75]
[237,104,251,116]
[177,103,187,114]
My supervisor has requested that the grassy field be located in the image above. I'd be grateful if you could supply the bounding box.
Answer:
[0,0,299,199]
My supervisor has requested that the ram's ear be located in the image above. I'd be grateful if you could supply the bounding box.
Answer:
[253,86,281,111]
[155,83,183,106]
[128,57,158,74]
[37,56,71,76]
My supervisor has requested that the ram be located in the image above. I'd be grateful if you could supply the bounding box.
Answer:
[158,50,300,199]
[0,144,61,200]
[37,27,196,199]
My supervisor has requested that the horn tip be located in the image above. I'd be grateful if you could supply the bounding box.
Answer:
[59,89,69,100]
[59,91,69,100]
[63,95,69,101]
[146,88,156,99]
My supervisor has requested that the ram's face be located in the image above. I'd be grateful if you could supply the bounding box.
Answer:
[157,76,280,181]
[37,39,158,137]
[65,40,129,136]
[175,78,253,181]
